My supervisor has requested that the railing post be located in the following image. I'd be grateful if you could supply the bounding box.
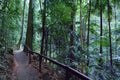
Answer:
[39,54,42,72]
[65,67,70,80]
[29,51,31,64]
[66,70,70,80]
[27,52,28,56]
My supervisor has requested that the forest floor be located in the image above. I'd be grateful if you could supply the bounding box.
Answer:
[12,50,60,80]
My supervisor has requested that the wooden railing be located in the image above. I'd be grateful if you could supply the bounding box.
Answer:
[24,45,91,80]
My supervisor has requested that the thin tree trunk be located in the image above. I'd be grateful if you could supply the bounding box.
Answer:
[100,0,103,54]
[108,0,113,69]
[87,0,91,67]
[80,0,84,73]
[40,0,46,55]
[17,0,26,49]
[86,0,91,75]
[99,0,103,66]
[39,0,46,68]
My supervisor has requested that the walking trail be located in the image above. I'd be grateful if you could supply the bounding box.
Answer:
[13,50,41,80]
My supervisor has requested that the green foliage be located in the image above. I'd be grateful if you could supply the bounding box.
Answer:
[93,36,110,47]
[49,2,72,23]
[1,0,120,79]
[90,22,99,34]
[0,47,14,80]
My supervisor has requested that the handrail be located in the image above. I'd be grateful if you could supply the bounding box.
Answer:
[24,45,91,80]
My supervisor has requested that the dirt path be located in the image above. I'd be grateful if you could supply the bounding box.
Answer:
[13,50,41,80]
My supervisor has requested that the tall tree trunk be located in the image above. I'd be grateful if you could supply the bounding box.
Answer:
[108,0,113,68]
[80,0,84,73]
[24,0,34,51]
[87,0,91,67]
[100,0,103,54]
[99,0,103,65]
[40,0,46,55]
[17,0,26,49]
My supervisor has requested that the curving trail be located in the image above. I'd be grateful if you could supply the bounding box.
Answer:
[13,50,41,80]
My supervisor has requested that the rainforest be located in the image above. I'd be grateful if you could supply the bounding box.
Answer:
[0,0,120,80]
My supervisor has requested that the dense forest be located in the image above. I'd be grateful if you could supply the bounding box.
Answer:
[0,0,120,80]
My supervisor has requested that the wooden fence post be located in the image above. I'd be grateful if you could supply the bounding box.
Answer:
[39,55,42,72]
[65,68,70,80]
[29,51,31,64]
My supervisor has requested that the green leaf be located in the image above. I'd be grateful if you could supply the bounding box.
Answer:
[93,36,110,47]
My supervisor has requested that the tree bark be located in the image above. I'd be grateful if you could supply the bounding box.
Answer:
[80,0,84,73]
[87,0,91,68]
[100,0,103,54]
[108,0,113,68]
[40,0,46,55]
[99,0,103,66]
[24,0,34,51]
